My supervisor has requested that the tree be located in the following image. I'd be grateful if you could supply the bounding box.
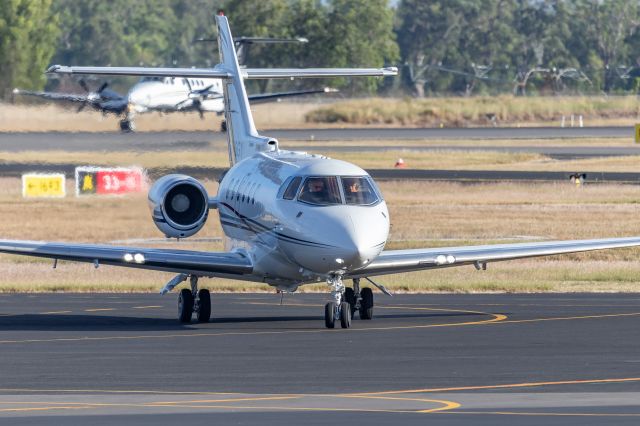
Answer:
[324,0,399,93]
[396,0,468,97]
[571,0,640,93]
[0,0,59,98]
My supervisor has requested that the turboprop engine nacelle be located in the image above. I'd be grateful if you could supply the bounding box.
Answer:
[148,174,209,238]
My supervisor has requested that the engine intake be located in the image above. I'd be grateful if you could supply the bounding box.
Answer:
[148,174,209,238]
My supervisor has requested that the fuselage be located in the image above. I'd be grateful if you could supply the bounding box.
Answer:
[217,151,390,290]
[126,77,224,113]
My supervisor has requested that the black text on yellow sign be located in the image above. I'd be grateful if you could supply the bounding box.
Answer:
[22,174,66,198]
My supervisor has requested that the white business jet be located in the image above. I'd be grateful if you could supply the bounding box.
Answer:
[13,35,331,132]
[3,15,640,329]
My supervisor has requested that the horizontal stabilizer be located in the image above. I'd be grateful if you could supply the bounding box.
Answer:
[47,65,398,80]
[243,67,398,79]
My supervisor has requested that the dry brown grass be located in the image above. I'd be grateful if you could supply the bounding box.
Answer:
[306,96,640,127]
[4,95,640,132]
[0,177,639,292]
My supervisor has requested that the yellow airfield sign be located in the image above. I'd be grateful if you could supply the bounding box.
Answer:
[22,174,66,198]
[636,124,640,144]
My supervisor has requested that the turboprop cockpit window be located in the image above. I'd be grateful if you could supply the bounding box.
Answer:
[298,177,342,205]
[341,176,380,205]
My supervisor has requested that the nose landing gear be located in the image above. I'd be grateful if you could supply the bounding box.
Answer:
[324,274,352,329]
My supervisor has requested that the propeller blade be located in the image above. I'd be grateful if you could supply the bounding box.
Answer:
[97,82,109,93]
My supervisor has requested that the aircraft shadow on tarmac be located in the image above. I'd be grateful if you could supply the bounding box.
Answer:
[0,311,486,332]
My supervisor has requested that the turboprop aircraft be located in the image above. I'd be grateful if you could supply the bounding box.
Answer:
[13,35,331,132]
[3,15,640,329]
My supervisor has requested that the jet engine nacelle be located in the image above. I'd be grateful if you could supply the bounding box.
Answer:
[148,174,209,238]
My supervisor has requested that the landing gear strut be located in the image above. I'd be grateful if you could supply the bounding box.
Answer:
[324,274,351,329]
[177,275,211,323]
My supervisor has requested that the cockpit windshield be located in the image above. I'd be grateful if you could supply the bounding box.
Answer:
[341,176,379,205]
[286,176,382,206]
[298,177,342,205]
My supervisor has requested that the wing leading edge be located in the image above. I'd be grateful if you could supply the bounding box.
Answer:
[347,237,640,278]
[0,240,252,277]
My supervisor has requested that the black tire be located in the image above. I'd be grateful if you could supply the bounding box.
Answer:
[359,287,374,320]
[340,302,352,329]
[178,289,194,323]
[324,302,336,329]
[344,287,356,318]
[196,289,211,323]
[221,120,227,132]
[119,119,134,132]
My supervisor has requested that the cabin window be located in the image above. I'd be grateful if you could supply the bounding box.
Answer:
[282,176,302,200]
[341,176,380,205]
[298,177,342,205]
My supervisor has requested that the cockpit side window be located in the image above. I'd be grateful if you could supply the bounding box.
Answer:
[341,176,380,205]
[282,176,302,200]
[298,177,342,205]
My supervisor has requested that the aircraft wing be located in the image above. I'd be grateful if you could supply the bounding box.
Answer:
[12,88,88,103]
[347,237,640,278]
[0,240,253,277]
[247,87,337,103]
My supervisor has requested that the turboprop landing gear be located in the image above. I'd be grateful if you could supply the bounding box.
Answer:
[119,119,135,132]
[324,274,351,329]
[177,275,211,323]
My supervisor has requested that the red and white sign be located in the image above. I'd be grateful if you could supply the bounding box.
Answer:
[75,167,147,196]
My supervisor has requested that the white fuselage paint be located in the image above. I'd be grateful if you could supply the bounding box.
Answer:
[216,150,390,291]
[126,77,224,113]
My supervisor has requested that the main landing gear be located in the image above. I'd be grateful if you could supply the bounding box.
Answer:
[324,276,374,329]
[177,275,211,323]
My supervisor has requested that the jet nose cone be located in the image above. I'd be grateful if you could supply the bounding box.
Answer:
[340,213,387,270]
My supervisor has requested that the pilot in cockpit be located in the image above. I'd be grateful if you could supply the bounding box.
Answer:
[305,178,327,203]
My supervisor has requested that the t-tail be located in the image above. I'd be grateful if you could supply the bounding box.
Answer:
[216,15,276,165]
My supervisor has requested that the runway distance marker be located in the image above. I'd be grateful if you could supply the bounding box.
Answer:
[75,166,146,196]
[21,173,65,198]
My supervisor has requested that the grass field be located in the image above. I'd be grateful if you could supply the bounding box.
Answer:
[0,177,638,293]
[4,95,640,132]
[306,96,640,127]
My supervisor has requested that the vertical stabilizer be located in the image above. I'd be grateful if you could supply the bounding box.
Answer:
[216,15,276,165]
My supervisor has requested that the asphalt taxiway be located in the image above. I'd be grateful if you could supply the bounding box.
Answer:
[0,292,639,425]
[0,126,636,151]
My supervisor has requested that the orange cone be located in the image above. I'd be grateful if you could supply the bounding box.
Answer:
[394,158,406,168]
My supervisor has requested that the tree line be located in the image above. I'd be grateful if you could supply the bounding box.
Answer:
[2,0,640,98]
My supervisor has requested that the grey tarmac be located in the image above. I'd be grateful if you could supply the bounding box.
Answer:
[0,292,639,425]
[0,127,638,155]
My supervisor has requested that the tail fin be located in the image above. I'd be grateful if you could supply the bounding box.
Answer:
[216,15,276,165]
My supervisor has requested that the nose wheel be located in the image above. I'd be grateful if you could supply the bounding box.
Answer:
[324,301,352,329]
[177,276,211,323]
